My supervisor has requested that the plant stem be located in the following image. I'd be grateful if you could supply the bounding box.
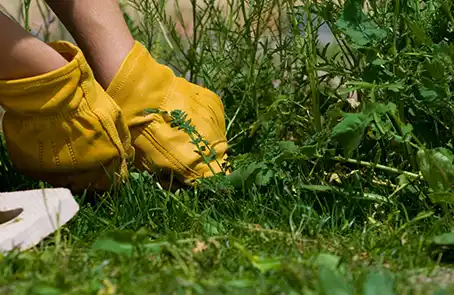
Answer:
[333,156,421,179]
[391,0,400,56]
[23,0,31,32]
[294,1,321,132]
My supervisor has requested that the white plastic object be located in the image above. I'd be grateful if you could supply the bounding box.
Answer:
[0,188,79,252]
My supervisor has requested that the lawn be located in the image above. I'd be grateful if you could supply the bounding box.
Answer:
[2,0,454,294]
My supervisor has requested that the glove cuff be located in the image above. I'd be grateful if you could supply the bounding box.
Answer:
[106,41,175,126]
[0,41,92,116]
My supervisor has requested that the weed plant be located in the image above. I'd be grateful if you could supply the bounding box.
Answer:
[2,0,454,294]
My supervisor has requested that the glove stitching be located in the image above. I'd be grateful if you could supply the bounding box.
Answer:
[109,51,145,99]
[0,70,81,116]
[189,82,224,111]
[0,66,77,94]
[12,102,90,123]
[39,141,43,169]
[161,73,176,109]
[65,137,77,166]
[51,140,60,167]
[91,109,127,174]
[191,92,224,138]
[204,95,227,132]
[203,88,225,111]
[62,46,125,158]
[140,156,154,172]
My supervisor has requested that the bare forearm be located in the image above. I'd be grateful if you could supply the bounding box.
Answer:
[45,0,134,88]
[0,13,67,80]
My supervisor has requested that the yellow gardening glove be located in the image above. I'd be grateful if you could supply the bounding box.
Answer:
[0,41,134,192]
[106,41,229,187]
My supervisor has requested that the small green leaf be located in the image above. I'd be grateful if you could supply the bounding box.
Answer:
[335,0,387,47]
[319,267,352,295]
[225,280,254,288]
[412,211,435,223]
[313,253,341,270]
[419,87,438,101]
[363,271,395,295]
[372,59,388,66]
[130,172,140,181]
[386,84,403,93]
[417,148,454,203]
[428,192,454,204]
[401,123,414,138]
[300,185,334,192]
[331,113,371,156]
[255,170,273,186]
[301,144,318,158]
[361,193,389,203]
[279,141,299,154]
[432,232,454,246]
[407,19,432,46]
[226,162,267,188]
[423,59,445,80]
[91,238,133,256]
[252,257,282,273]
[434,288,447,295]
[30,285,61,295]
[202,216,225,235]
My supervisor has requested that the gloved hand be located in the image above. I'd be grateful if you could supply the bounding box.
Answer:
[0,41,134,192]
[106,41,229,187]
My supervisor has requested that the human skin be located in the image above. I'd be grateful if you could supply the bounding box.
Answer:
[0,0,134,89]
[0,12,68,80]
[44,0,135,89]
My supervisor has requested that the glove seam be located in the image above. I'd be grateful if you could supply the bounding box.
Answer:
[7,102,91,123]
[0,62,79,94]
[160,73,176,109]
[190,92,224,138]
[65,137,77,166]
[39,141,43,170]
[87,107,127,174]
[108,50,146,99]
[104,95,133,164]
[51,140,60,168]
[77,60,128,178]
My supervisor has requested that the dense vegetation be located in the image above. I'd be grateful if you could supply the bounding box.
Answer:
[3,0,454,293]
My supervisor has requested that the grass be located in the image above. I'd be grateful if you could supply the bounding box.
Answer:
[3,0,454,293]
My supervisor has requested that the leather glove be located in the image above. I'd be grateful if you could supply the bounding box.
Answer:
[0,41,134,192]
[106,41,229,187]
